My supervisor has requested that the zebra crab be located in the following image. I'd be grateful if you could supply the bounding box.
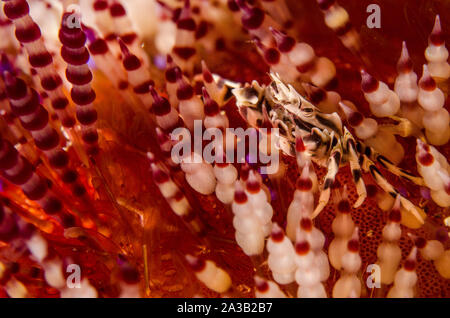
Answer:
[230,73,427,223]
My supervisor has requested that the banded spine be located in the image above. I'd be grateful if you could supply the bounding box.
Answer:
[0,136,63,215]
[2,0,75,128]
[84,26,129,91]
[59,12,98,154]
[119,40,154,109]
[109,1,148,66]
[3,72,85,196]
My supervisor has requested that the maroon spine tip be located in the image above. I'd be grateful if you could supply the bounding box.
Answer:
[3,0,30,20]
[152,169,170,184]
[41,75,63,91]
[172,47,196,60]
[93,0,108,11]
[337,200,351,213]
[120,266,140,284]
[361,70,379,93]
[120,33,137,45]
[82,131,99,145]
[429,16,444,46]
[348,111,364,127]
[202,68,214,84]
[133,80,154,94]
[418,152,434,166]
[241,8,264,30]
[300,218,312,231]
[52,97,69,110]
[71,88,96,106]
[177,18,196,31]
[388,208,401,223]
[234,190,248,203]
[15,23,41,43]
[347,239,359,252]
[270,28,295,53]
[419,74,436,91]
[295,241,310,255]
[296,177,312,191]
[176,69,194,100]
[264,47,280,65]
[76,108,98,125]
[187,256,206,272]
[227,0,239,12]
[335,21,352,36]
[195,20,208,39]
[61,116,76,127]
[89,39,108,55]
[49,151,69,168]
[29,52,53,68]
[255,279,269,292]
[150,86,171,116]
[404,259,416,271]
[414,237,426,249]
[34,129,60,151]
[271,229,284,242]
[165,67,177,83]
[296,60,315,73]
[202,88,219,116]
[123,54,141,71]
[317,0,335,11]
[110,2,126,17]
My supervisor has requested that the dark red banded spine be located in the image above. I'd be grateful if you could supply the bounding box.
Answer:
[82,26,129,90]
[118,40,155,109]
[0,137,63,214]
[316,0,361,55]
[4,73,86,196]
[59,12,98,154]
[108,1,140,51]
[2,0,75,128]
[171,0,197,74]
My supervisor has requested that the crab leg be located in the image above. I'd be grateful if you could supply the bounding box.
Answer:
[357,141,425,187]
[379,115,424,140]
[361,155,425,224]
[343,128,367,208]
[311,132,342,218]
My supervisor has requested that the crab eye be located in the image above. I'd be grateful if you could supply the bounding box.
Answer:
[302,107,314,117]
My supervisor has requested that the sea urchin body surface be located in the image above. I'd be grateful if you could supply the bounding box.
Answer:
[0,0,449,299]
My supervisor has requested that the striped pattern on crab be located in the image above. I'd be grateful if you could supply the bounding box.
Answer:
[231,73,426,224]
